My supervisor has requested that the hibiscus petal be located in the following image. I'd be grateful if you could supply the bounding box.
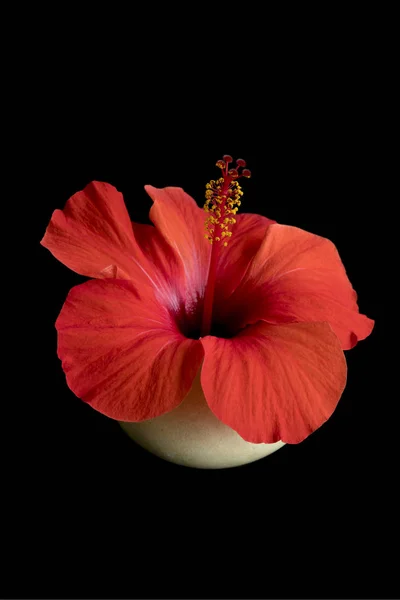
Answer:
[131,222,200,335]
[200,321,347,444]
[214,213,276,303]
[41,181,153,284]
[257,269,374,349]
[145,186,211,307]
[131,222,186,304]
[56,279,204,421]
[224,224,374,349]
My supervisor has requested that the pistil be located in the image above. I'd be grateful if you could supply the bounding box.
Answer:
[200,156,251,337]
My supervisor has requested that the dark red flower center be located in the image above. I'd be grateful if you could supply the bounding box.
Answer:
[175,303,246,340]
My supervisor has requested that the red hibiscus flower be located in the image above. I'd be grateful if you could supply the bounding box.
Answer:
[41,156,374,444]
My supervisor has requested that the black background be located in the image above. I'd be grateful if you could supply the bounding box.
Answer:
[4,20,394,600]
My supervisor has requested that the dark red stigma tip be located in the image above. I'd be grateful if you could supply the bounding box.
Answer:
[223,155,233,164]
[236,158,246,167]
[242,168,251,178]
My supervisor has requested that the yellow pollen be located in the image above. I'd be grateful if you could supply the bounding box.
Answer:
[203,158,250,246]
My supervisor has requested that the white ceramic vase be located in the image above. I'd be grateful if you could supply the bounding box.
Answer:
[119,373,285,469]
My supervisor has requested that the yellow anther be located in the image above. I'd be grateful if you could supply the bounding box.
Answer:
[204,161,248,245]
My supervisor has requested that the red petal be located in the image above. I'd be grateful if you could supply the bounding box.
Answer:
[200,321,347,444]
[213,212,276,312]
[132,220,206,335]
[41,181,153,285]
[258,269,374,349]
[131,222,185,315]
[56,279,204,421]
[224,224,374,349]
[145,186,211,303]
